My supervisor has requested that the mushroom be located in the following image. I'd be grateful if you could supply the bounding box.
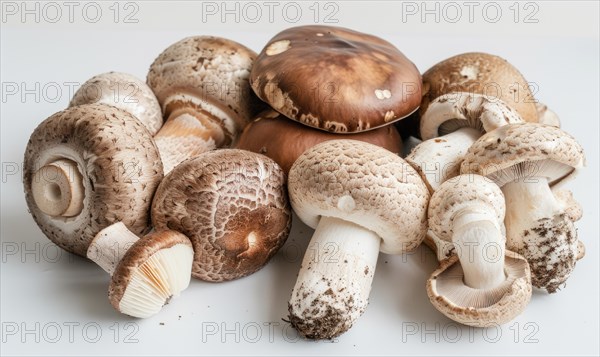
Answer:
[87,222,194,318]
[250,25,422,133]
[406,92,523,192]
[536,102,561,127]
[70,72,163,135]
[147,36,266,173]
[426,174,532,327]
[151,149,291,281]
[461,123,586,292]
[23,104,163,257]
[235,109,402,174]
[287,140,429,339]
[421,52,538,125]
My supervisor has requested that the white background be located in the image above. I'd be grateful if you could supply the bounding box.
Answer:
[1,1,599,356]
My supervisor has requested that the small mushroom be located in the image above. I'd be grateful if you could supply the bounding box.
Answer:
[147,36,265,173]
[406,92,523,192]
[421,52,538,124]
[151,149,291,281]
[461,123,586,292]
[250,25,422,133]
[87,222,194,318]
[70,72,163,135]
[287,140,429,339]
[23,104,163,257]
[426,174,532,327]
[536,102,561,127]
[236,109,402,174]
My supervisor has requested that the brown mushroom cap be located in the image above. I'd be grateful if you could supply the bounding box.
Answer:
[23,104,163,257]
[421,52,537,124]
[109,229,193,313]
[70,72,163,135]
[236,109,402,174]
[427,250,532,327]
[250,25,422,133]
[147,36,265,143]
[151,149,291,281]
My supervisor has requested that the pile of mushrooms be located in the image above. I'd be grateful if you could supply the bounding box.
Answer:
[23,25,586,338]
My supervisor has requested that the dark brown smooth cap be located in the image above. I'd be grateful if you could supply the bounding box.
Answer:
[250,25,422,133]
[236,110,402,174]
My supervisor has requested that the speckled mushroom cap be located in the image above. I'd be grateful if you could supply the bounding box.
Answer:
[419,93,523,140]
[23,104,163,257]
[151,149,291,281]
[236,109,402,174]
[421,52,537,124]
[70,72,163,135]
[460,123,585,188]
[109,230,193,315]
[288,140,429,253]
[147,36,265,144]
[427,250,532,327]
[429,174,505,242]
[250,25,422,133]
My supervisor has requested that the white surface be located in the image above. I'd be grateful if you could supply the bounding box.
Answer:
[1,1,599,356]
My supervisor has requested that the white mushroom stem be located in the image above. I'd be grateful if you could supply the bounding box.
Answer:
[87,222,139,275]
[502,178,561,243]
[31,159,84,217]
[289,216,380,337]
[452,209,506,289]
[407,127,479,191]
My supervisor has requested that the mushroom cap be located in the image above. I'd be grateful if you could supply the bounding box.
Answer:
[250,25,422,133]
[235,109,403,174]
[429,174,505,243]
[421,52,537,123]
[427,250,532,327]
[147,36,265,140]
[109,229,194,318]
[288,140,429,254]
[70,72,163,135]
[419,92,523,140]
[460,123,585,188]
[536,102,561,128]
[151,149,291,282]
[23,104,163,257]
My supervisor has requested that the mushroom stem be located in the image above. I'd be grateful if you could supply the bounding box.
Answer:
[288,216,380,339]
[87,222,140,275]
[31,159,84,217]
[452,209,506,289]
[502,177,578,292]
[407,127,479,191]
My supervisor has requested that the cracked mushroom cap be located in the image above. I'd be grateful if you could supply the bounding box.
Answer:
[421,52,537,124]
[428,174,505,243]
[108,228,194,318]
[250,25,422,133]
[151,149,291,281]
[236,109,402,174]
[23,104,163,257]
[427,250,532,327]
[70,72,163,135]
[460,123,585,189]
[288,140,429,253]
[147,36,265,144]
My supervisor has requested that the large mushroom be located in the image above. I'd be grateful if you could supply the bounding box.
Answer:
[287,140,429,339]
[87,222,194,318]
[426,174,532,327]
[24,104,163,257]
[461,123,586,292]
[250,25,422,133]
[70,72,163,135]
[236,110,402,174]
[151,149,291,281]
[147,36,266,173]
